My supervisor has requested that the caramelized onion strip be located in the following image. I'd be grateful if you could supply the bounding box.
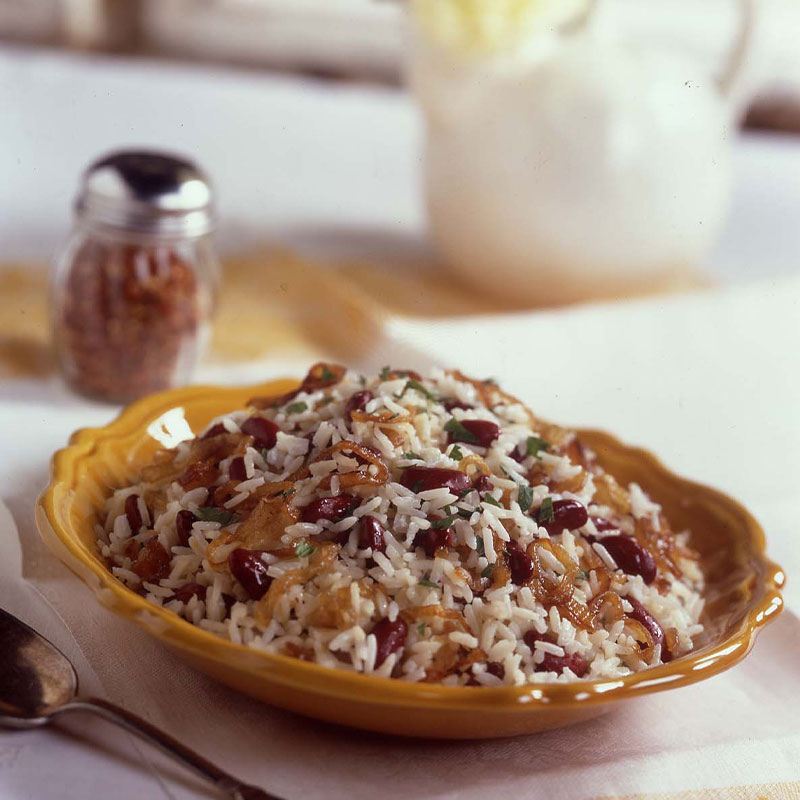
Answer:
[255,542,339,624]
[589,590,625,626]
[623,618,656,664]
[399,605,470,633]
[350,409,412,425]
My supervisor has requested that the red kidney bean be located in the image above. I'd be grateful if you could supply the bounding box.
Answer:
[506,540,534,585]
[443,399,472,412]
[175,509,197,546]
[301,495,358,523]
[373,616,408,667]
[240,416,280,449]
[591,516,618,531]
[400,466,471,494]
[447,419,500,448]
[413,526,453,558]
[524,630,589,676]
[124,494,144,534]
[486,662,505,679]
[473,474,492,493]
[538,652,589,677]
[229,456,247,482]
[510,446,526,464]
[345,390,373,416]
[172,582,207,603]
[201,422,227,439]
[626,597,671,661]
[222,593,237,615]
[598,535,657,585]
[357,515,386,553]
[229,549,272,600]
[523,629,549,650]
[540,498,589,534]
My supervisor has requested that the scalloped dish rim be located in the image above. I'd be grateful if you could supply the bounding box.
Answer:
[36,379,785,721]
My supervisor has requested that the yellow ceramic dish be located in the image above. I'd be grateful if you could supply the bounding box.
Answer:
[36,379,785,739]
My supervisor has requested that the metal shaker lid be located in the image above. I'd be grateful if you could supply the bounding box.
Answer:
[75,150,215,237]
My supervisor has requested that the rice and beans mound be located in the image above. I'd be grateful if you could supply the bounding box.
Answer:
[99,364,704,685]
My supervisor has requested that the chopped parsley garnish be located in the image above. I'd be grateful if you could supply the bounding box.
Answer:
[419,574,439,589]
[320,366,335,382]
[285,401,308,414]
[475,537,485,557]
[456,506,473,520]
[379,365,391,381]
[260,448,271,462]
[481,564,494,580]
[408,379,437,400]
[195,507,239,526]
[430,515,455,530]
[482,492,502,508]
[411,480,424,493]
[444,418,479,444]
[538,496,555,523]
[402,451,422,461]
[294,541,315,559]
[576,569,590,582]
[417,622,426,636]
[526,436,550,458]
[396,379,437,402]
[449,444,464,461]
[517,485,533,513]
[271,488,295,498]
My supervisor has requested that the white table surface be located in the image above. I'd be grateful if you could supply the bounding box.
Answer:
[1,46,800,800]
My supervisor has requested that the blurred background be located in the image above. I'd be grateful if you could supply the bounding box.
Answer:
[1,0,800,387]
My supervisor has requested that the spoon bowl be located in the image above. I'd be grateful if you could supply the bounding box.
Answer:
[0,608,78,726]
[0,608,276,799]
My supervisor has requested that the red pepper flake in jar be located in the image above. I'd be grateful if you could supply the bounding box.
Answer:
[51,151,219,402]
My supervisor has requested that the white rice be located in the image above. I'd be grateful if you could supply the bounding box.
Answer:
[99,365,704,686]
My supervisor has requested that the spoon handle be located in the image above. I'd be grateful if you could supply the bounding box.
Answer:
[55,697,279,800]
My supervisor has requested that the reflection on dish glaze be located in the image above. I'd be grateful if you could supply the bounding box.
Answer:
[146,406,194,449]
[591,680,626,694]
[633,673,684,689]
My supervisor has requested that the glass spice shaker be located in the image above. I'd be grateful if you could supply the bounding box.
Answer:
[51,150,220,403]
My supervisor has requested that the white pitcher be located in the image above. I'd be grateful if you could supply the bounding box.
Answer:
[409,0,754,305]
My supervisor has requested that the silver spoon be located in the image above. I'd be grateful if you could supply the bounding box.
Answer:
[0,607,278,799]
